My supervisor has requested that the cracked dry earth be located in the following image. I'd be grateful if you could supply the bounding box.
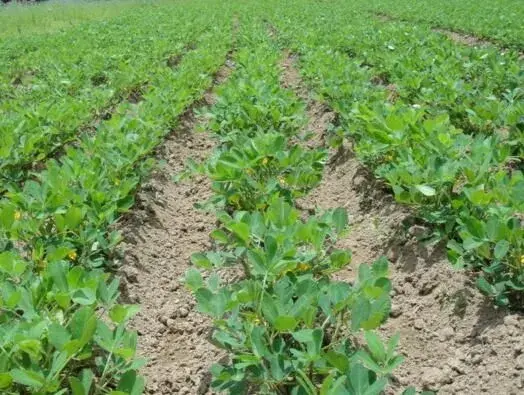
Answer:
[118,51,523,395]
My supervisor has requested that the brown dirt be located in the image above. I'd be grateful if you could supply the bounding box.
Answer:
[283,52,524,394]
[279,50,335,147]
[432,28,492,48]
[119,63,233,395]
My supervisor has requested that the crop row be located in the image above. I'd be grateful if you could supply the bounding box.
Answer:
[0,5,208,189]
[0,7,234,393]
[269,4,523,149]
[182,17,419,394]
[363,0,524,50]
[266,0,523,307]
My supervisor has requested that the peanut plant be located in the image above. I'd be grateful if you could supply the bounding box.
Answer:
[183,18,407,394]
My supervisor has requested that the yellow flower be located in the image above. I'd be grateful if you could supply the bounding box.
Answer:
[297,263,311,272]
[246,168,254,176]
[384,154,393,162]
[262,157,269,165]
[278,176,288,187]
[68,251,78,261]
[14,211,22,220]
[36,259,47,272]
[520,255,524,265]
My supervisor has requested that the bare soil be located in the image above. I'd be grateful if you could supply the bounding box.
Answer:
[432,28,492,48]
[279,50,335,148]
[119,63,233,395]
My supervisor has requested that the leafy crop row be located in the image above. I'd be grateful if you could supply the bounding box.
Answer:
[268,0,523,307]
[0,7,234,393]
[364,0,524,50]
[0,6,210,190]
[183,18,413,394]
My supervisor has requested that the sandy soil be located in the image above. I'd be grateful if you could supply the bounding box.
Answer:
[119,61,233,394]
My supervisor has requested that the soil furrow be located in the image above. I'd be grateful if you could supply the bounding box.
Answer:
[119,60,234,395]
[279,50,335,148]
[281,51,524,394]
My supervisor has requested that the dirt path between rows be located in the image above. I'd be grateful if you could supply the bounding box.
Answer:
[118,60,234,394]
[281,52,524,395]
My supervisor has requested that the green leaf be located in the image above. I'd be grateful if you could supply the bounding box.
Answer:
[72,288,97,306]
[261,294,278,324]
[190,253,212,269]
[210,229,229,244]
[330,250,351,269]
[48,323,72,351]
[415,185,436,197]
[18,339,42,359]
[109,305,140,324]
[402,387,417,395]
[476,277,495,296]
[274,315,298,332]
[250,326,269,357]
[0,373,13,389]
[185,268,204,291]
[332,207,349,233]
[268,354,286,380]
[0,205,15,229]
[462,237,484,251]
[69,307,97,350]
[310,328,324,356]
[355,350,382,374]
[364,331,386,362]
[229,222,250,244]
[349,363,369,394]
[64,207,84,230]
[69,377,86,395]
[47,246,74,263]
[292,329,315,343]
[324,351,349,373]
[117,370,145,395]
[80,369,93,394]
[363,377,388,395]
[321,374,346,395]
[386,332,400,360]
[10,369,45,388]
[494,240,509,260]
[195,288,226,318]
[320,372,335,395]
[0,252,27,277]
[268,198,295,227]
[351,297,370,331]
